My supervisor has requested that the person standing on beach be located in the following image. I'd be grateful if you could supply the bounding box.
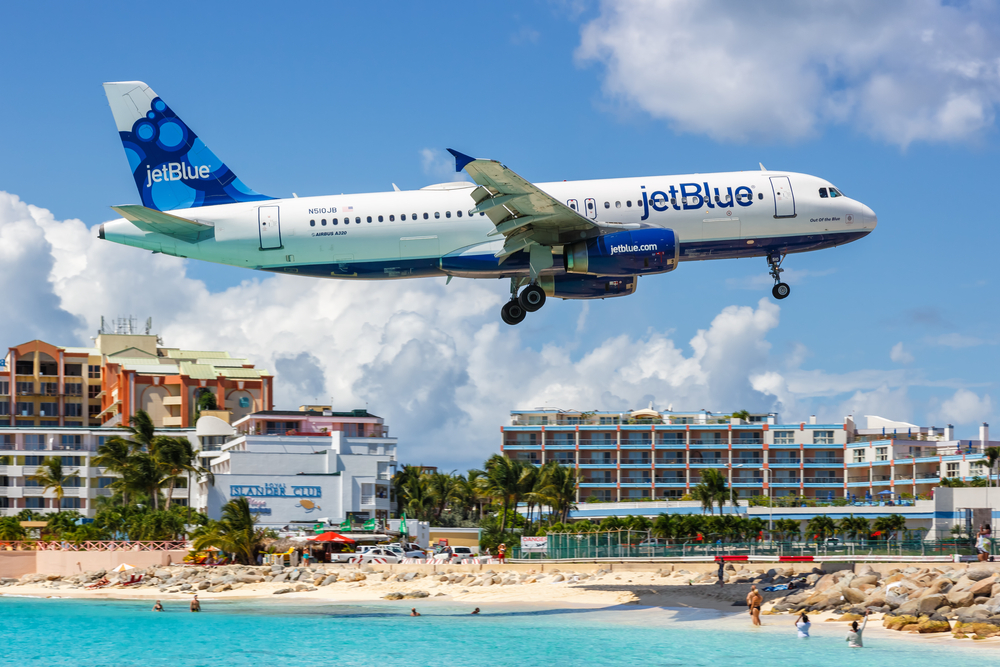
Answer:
[795,612,810,638]
[746,585,763,626]
[190,595,201,612]
[976,525,991,562]
[845,610,869,647]
[497,543,506,563]
[716,557,725,587]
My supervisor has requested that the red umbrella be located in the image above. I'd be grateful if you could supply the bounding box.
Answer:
[307,531,355,543]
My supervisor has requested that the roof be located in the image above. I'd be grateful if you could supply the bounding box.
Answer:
[218,368,261,379]
[108,347,157,359]
[179,362,217,380]
[123,364,179,375]
[198,358,248,367]
[167,350,231,359]
[113,357,169,366]
[249,409,381,419]
[62,347,100,356]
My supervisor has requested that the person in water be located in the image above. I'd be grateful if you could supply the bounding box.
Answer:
[795,612,810,638]
[846,610,869,648]
[190,595,201,612]
[746,585,763,626]
[410,608,420,617]
[471,608,480,615]
[152,600,163,612]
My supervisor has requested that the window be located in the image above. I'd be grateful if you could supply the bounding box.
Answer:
[88,385,100,399]
[65,383,82,396]
[852,449,865,463]
[456,211,462,217]
[0,403,7,416]
[238,396,251,408]
[445,211,451,218]
[88,365,101,379]
[367,216,372,223]
[61,436,81,450]
[0,381,7,395]
[626,200,632,207]
[65,403,82,417]
[819,188,828,198]
[946,462,960,476]
[389,215,395,222]
[60,498,82,509]
[39,382,57,395]
[89,405,101,416]
[758,193,764,200]
[401,214,406,221]
[310,220,316,227]
[25,497,45,509]
[422,213,428,220]
[16,402,34,416]
[875,446,888,462]
[604,201,610,208]
[773,430,795,445]
[65,364,82,377]
[379,215,384,222]
[598,416,620,425]
[356,217,361,224]
[615,201,621,208]
[434,212,440,219]
[813,430,834,445]
[96,477,115,489]
[829,187,843,197]
[24,455,45,465]
[39,402,58,417]
[16,382,33,395]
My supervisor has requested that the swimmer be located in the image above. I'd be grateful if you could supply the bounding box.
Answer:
[152,600,163,612]
[795,612,810,638]
[846,610,869,648]
[471,608,480,615]
[410,608,421,617]
[190,595,201,612]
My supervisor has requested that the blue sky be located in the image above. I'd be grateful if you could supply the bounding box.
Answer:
[0,1,997,468]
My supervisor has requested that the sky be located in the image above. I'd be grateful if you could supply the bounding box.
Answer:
[0,1,997,470]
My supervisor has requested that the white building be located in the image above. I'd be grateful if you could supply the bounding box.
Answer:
[202,408,397,527]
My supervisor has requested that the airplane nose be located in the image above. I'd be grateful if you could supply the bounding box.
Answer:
[861,203,877,229]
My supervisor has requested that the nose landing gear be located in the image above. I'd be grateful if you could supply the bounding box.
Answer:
[767,252,790,300]
[501,278,546,325]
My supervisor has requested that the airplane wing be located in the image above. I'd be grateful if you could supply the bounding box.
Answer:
[110,205,214,243]
[448,149,627,261]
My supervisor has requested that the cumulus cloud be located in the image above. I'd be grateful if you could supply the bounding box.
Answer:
[890,342,914,364]
[576,0,1000,145]
[420,149,470,184]
[936,388,993,425]
[1,190,987,467]
[929,332,988,348]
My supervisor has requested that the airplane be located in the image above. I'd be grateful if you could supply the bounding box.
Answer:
[100,81,877,325]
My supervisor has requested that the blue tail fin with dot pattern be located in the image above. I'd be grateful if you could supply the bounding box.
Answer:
[103,81,273,211]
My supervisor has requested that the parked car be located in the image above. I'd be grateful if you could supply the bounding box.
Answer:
[358,547,401,563]
[384,543,426,559]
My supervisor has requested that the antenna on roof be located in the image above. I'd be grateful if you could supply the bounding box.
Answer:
[145,317,153,335]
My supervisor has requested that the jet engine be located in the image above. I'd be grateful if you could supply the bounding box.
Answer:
[539,274,638,300]
[565,228,678,277]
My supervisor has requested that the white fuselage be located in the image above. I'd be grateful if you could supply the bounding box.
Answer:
[100,170,876,282]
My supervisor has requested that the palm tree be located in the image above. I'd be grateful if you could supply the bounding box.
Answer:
[93,437,135,505]
[872,513,907,541]
[702,468,735,514]
[478,455,524,534]
[392,465,423,512]
[0,516,26,540]
[121,452,168,510]
[806,515,836,543]
[691,483,715,515]
[112,410,158,452]
[837,514,870,541]
[192,497,266,564]
[29,457,78,513]
[153,437,210,511]
[986,447,1000,488]
[426,471,462,521]
[773,518,800,542]
[402,475,433,522]
[517,464,542,529]
[538,463,578,523]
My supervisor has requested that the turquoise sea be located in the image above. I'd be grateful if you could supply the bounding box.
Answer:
[2,597,993,666]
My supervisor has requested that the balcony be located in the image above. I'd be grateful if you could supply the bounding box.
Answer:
[804,457,844,465]
[656,440,686,449]
[162,416,183,427]
[803,477,843,485]
[691,439,727,446]
[848,475,869,483]
[163,396,183,406]
[770,458,801,466]
[654,459,686,467]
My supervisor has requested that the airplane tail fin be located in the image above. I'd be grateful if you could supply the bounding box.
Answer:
[103,81,273,211]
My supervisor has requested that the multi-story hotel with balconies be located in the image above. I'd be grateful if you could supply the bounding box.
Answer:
[502,409,995,503]
[2,319,273,430]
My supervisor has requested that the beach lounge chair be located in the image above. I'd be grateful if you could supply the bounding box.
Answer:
[120,574,144,587]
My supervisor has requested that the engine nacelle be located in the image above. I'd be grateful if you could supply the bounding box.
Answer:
[539,274,638,300]
[566,228,678,277]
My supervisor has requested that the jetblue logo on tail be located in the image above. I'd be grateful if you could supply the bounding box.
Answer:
[145,163,212,187]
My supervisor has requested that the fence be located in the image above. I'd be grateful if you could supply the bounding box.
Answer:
[510,531,984,561]
[0,541,188,552]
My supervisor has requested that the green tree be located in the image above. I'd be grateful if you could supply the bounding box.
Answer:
[872,514,907,541]
[192,497,266,564]
[28,457,78,513]
[690,483,715,515]
[732,410,752,421]
[392,465,423,513]
[153,436,210,511]
[806,515,837,542]
[401,474,433,523]
[426,472,462,522]
[478,455,524,534]
[538,462,578,524]
[0,516,26,540]
[837,514,870,541]
[45,510,84,538]
[987,447,1000,488]
[773,518,801,542]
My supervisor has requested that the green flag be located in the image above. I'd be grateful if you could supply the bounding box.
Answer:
[400,512,408,538]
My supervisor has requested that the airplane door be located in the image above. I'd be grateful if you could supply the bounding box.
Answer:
[567,199,579,213]
[770,177,796,218]
[258,206,282,249]
[584,198,597,220]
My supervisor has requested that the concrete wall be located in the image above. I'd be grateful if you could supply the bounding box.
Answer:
[33,550,189,576]
[0,551,36,578]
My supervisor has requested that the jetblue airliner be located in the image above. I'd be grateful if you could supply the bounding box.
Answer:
[100,82,877,325]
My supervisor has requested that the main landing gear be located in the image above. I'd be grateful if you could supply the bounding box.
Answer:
[767,252,791,300]
[501,279,546,325]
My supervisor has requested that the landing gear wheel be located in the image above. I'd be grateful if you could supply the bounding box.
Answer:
[772,282,790,299]
[501,300,527,325]
[519,284,546,312]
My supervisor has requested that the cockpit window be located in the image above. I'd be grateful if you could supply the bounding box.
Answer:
[829,187,844,197]
[819,187,828,198]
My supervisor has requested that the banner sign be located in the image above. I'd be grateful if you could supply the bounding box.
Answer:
[520,536,548,552]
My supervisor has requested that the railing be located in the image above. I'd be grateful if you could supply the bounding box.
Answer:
[848,475,870,482]
[655,459,685,465]
[804,458,844,464]
[915,472,940,480]
[621,439,653,445]
[692,439,727,445]
[579,459,615,466]
[29,540,189,551]
[621,477,651,484]
[622,459,651,465]
[770,459,801,465]
[873,475,891,481]
[803,477,843,484]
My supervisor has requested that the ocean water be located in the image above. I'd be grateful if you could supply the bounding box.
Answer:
[2,597,992,667]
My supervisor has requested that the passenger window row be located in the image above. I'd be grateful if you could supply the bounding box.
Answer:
[309,210,481,227]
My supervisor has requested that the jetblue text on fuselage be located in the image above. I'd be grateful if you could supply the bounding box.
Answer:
[145,163,212,187]
[639,182,754,220]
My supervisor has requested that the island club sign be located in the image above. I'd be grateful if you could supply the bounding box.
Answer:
[230,482,321,498]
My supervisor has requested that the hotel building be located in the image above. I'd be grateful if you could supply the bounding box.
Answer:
[502,409,995,503]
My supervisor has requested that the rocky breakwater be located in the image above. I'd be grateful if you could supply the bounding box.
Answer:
[767,564,1000,638]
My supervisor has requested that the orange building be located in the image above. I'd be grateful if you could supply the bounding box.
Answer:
[3,330,273,429]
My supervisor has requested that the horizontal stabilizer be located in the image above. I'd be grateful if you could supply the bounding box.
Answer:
[110,204,214,243]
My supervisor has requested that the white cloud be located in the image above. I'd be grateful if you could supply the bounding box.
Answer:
[419,149,471,184]
[929,332,987,348]
[576,0,1000,145]
[1,190,988,468]
[936,388,993,425]
[890,342,914,364]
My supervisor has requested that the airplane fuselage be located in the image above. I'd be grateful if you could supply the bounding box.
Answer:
[101,170,876,283]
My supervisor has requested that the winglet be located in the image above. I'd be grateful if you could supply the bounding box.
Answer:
[759,162,767,171]
[447,148,476,173]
